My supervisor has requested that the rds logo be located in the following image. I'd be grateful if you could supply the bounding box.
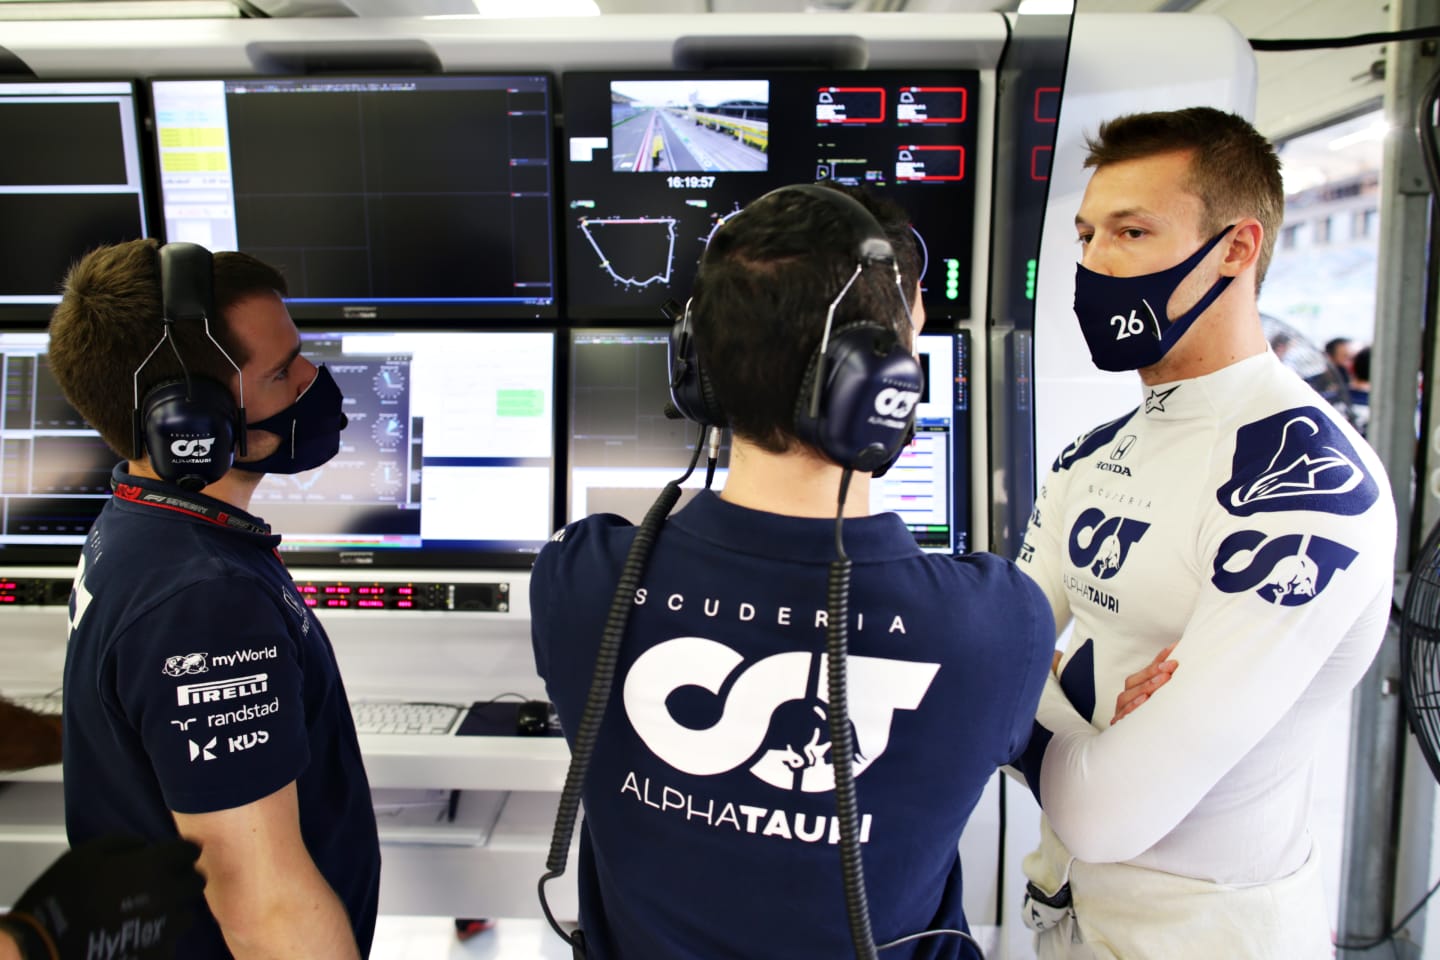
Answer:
[170,437,216,458]
[1211,530,1357,606]
[873,387,920,419]
[1067,507,1151,580]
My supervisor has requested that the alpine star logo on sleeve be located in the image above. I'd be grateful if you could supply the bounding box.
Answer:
[1067,508,1151,580]
[622,637,938,794]
[1211,530,1359,605]
[1218,407,1378,517]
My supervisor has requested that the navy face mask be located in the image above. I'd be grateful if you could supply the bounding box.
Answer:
[234,364,347,475]
[1073,225,1235,372]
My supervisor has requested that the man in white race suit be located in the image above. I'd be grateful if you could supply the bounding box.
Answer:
[1013,107,1396,959]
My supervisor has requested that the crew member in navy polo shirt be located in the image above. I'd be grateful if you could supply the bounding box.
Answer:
[531,186,1055,959]
[47,239,380,959]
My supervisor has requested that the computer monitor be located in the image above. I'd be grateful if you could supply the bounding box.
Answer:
[0,331,116,563]
[0,329,559,568]
[0,81,152,322]
[149,75,558,321]
[566,328,970,555]
[561,70,979,323]
[567,328,729,523]
[255,329,557,567]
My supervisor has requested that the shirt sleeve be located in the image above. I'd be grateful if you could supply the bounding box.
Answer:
[108,577,309,814]
[1034,490,1395,863]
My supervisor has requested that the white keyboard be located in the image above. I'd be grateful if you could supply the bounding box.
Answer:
[8,694,62,715]
[350,700,464,736]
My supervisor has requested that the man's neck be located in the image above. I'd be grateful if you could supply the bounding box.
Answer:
[127,460,263,514]
[718,436,873,519]
[1139,290,1268,386]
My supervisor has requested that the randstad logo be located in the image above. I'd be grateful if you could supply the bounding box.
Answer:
[1068,507,1151,580]
[1211,530,1358,606]
[170,437,215,459]
[623,636,938,793]
[873,387,919,419]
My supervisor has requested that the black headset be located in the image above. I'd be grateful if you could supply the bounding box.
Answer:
[667,183,923,473]
[132,242,247,492]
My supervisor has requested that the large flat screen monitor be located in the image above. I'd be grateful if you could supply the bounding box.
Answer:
[567,328,970,554]
[0,331,114,563]
[0,81,152,322]
[149,75,558,321]
[561,70,979,323]
[256,329,557,567]
[0,330,557,568]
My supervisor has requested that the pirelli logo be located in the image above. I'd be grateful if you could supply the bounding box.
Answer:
[176,674,269,707]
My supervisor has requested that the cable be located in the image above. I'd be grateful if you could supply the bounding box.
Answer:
[537,424,707,955]
[1334,872,1440,952]
[824,467,877,960]
[826,468,985,960]
[1250,25,1440,52]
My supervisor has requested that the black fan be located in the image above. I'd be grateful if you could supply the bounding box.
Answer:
[1402,520,1440,786]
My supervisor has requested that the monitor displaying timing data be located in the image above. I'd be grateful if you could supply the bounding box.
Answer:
[149,75,558,321]
[562,70,979,322]
[568,329,970,554]
[0,82,151,321]
[0,330,558,567]
[0,332,116,562]
[253,330,556,567]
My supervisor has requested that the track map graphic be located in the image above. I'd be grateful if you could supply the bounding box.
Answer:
[576,215,678,289]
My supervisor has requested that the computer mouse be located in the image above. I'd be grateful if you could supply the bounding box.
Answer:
[517,700,557,736]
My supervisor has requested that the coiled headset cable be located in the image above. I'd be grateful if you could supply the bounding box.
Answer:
[538,425,710,958]
[828,468,986,960]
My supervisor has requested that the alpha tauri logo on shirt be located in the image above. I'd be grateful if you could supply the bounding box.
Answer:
[1218,407,1377,517]
[623,637,938,793]
[1211,530,1358,605]
[1067,507,1151,580]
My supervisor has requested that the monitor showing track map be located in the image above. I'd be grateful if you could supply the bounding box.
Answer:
[562,69,979,323]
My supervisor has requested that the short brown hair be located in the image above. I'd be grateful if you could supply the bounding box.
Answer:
[692,186,915,454]
[1084,107,1284,291]
[47,239,288,458]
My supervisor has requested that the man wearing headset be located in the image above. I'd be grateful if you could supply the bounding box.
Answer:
[1014,108,1396,956]
[45,239,380,959]
[531,185,1054,959]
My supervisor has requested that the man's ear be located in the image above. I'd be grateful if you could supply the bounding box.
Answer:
[1218,219,1263,277]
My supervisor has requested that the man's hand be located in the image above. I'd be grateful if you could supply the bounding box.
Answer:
[1111,644,1178,725]
[5,836,204,959]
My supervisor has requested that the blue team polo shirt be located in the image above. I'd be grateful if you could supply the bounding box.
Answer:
[62,466,381,958]
[531,490,1053,960]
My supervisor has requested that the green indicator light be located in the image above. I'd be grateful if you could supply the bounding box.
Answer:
[945,287,959,301]
[1025,257,1038,301]
[945,258,960,276]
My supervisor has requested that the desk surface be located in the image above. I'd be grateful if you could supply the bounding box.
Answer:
[6,732,571,791]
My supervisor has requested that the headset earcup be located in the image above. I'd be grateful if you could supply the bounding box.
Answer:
[142,378,238,491]
[667,310,727,428]
[794,324,924,471]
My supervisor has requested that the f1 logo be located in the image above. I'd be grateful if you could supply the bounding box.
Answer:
[170,437,215,458]
[874,388,919,418]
